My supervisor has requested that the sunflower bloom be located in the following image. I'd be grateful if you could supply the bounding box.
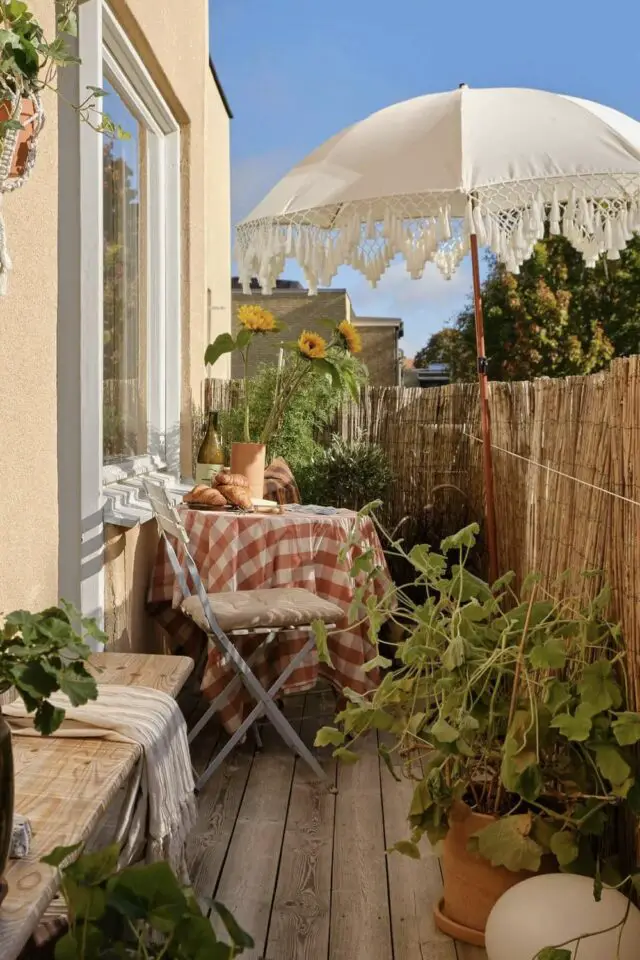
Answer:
[337,320,362,354]
[237,304,277,333]
[298,330,327,360]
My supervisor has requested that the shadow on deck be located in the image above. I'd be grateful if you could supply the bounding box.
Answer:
[181,682,487,960]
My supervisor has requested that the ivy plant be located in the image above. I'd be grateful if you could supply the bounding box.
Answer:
[43,842,254,959]
[315,512,640,885]
[0,601,99,733]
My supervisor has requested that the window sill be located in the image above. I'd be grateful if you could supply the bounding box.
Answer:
[103,471,192,528]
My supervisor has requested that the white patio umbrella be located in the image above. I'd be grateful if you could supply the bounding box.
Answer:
[236,85,640,580]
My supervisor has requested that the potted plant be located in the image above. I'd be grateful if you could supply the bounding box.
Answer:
[42,841,254,958]
[315,517,640,947]
[0,602,100,898]
[205,309,363,497]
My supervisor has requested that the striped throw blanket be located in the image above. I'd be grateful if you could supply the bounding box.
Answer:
[5,685,196,880]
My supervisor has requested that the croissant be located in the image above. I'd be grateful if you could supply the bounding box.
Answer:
[183,484,210,503]
[215,472,250,489]
[222,485,253,509]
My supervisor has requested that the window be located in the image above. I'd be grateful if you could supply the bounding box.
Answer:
[101,7,180,483]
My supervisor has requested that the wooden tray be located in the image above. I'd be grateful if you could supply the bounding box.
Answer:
[183,501,284,515]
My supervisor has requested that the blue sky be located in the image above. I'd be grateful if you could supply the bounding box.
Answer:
[210,0,640,359]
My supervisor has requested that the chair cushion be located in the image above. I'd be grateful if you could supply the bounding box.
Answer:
[181,587,344,634]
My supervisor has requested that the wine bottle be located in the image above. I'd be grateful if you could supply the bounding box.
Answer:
[195,411,225,483]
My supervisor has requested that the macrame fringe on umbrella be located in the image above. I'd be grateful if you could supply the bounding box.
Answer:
[236,172,640,295]
[0,91,45,294]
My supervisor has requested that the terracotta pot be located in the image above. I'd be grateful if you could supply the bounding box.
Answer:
[0,710,14,905]
[434,801,534,947]
[0,98,37,178]
[230,442,266,499]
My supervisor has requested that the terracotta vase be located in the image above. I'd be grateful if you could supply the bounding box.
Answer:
[0,98,37,178]
[434,801,534,947]
[230,442,266,499]
[0,710,14,905]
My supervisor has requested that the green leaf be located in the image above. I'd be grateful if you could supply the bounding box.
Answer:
[549,709,592,742]
[430,717,459,744]
[472,814,543,872]
[578,660,622,713]
[388,840,421,859]
[408,544,446,579]
[314,726,344,747]
[313,357,342,391]
[440,523,480,553]
[12,661,58,700]
[212,900,255,949]
[333,746,360,764]
[311,619,333,667]
[529,638,567,670]
[204,332,236,366]
[593,745,631,786]
[545,679,572,715]
[58,666,98,707]
[41,842,83,868]
[378,742,401,781]
[235,326,252,350]
[33,700,66,736]
[441,636,466,671]
[536,950,572,960]
[65,844,120,886]
[362,654,392,673]
[612,712,640,746]
[549,830,579,866]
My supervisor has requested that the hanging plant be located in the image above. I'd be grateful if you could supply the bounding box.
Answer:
[0,0,127,291]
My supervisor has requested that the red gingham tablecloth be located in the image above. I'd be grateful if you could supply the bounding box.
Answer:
[148,506,391,733]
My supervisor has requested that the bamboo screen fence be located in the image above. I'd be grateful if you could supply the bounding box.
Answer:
[205,355,640,707]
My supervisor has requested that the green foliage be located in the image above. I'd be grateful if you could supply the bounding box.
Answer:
[218,359,365,472]
[0,602,99,733]
[416,235,640,382]
[0,2,127,139]
[43,843,253,959]
[297,435,393,509]
[326,511,640,883]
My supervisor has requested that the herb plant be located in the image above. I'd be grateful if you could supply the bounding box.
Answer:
[43,842,254,959]
[297,434,392,509]
[0,602,99,733]
[316,516,640,883]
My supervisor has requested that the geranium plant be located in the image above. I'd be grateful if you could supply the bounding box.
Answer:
[205,307,363,447]
[315,515,640,884]
[0,601,99,733]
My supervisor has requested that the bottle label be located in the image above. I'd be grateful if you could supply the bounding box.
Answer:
[195,463,224,483]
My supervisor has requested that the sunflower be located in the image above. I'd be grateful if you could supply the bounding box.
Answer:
[237,304,277,333]
[298,330,327,360]
[337,320,362,354]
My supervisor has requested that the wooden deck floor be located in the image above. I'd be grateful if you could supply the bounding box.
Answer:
[183,685,487,960]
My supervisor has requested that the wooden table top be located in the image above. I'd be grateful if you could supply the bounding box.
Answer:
[88,651,194,698]
[0,651,194,959]
[1,737,140,960]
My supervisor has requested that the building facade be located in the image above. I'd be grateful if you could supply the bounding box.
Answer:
[230,280,403,387]
[0,0,232,650]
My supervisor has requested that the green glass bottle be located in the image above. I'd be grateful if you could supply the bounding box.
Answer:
[195,411,225,483]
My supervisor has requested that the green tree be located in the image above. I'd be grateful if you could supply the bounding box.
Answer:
[417,235,640,382]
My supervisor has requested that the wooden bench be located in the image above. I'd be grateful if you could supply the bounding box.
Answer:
[1,652,194,960]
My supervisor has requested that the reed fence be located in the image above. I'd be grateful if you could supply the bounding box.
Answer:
[206,355,640,707]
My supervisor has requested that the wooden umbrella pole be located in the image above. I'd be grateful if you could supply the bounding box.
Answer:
[470,232,499,583]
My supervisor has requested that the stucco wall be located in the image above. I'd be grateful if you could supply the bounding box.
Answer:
[0,0,59,614]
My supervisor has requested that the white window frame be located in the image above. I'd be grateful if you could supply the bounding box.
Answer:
[101,3,181,484]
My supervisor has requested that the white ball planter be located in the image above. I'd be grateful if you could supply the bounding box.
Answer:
[485,874,640,960]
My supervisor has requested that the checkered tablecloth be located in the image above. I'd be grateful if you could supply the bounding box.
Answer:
[148,506,391,733]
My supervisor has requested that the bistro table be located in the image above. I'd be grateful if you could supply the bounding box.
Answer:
[148,505,392,733]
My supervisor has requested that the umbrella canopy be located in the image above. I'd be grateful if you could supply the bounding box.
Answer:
[237,86,640,292]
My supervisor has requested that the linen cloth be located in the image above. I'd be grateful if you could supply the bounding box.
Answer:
[4,685,196,880]
[148,507,391,734]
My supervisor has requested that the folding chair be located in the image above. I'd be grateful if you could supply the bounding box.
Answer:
[143,479,342,791]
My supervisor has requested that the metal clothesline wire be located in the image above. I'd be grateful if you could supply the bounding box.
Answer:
[464,428,640,510]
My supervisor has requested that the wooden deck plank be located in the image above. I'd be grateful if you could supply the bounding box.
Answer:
[379,749,457,960]
[265,714,336,960]
[329,733,392,960]
[455,943,488,960]
[213,724,299,960]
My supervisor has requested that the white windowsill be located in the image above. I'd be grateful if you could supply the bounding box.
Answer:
[103,471,192,527]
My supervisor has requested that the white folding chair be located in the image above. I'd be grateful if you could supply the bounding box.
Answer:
[143,479,342,790]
